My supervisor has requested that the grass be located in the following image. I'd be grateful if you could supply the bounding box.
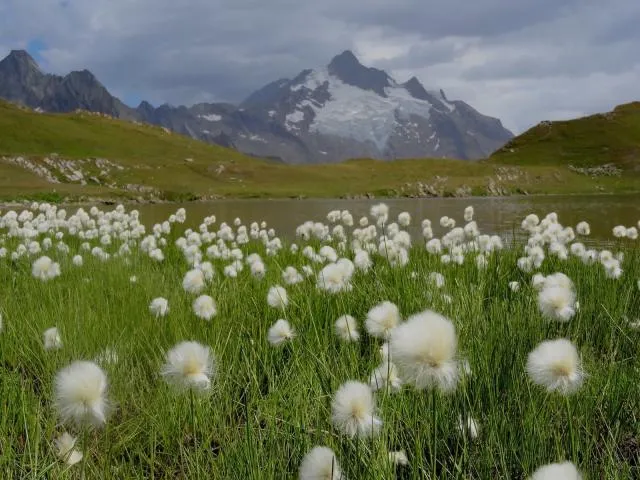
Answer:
[1,99,639,202]
[0,203,639,478]
[491,102,640,170]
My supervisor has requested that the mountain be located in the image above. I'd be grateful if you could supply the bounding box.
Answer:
[0,49,513,163]
[233,50,513,163]
[0,50,136,119]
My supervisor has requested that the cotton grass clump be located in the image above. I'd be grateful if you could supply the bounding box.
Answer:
[0,201,638,476]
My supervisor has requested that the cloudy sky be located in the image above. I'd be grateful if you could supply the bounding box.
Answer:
[1,0,638,133]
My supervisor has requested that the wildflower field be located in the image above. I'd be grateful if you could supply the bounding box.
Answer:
[0,202,639,479]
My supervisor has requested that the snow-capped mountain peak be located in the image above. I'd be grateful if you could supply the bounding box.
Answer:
[231,50,513,163]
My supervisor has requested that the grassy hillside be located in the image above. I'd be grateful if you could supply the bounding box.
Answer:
[491,102,640,171]
[0,99,638,202]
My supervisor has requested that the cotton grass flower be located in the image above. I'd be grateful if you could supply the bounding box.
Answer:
[298,446,342,480]
[193,295,217,320]
[316,262,352,293]
[526,339,584,395]
[369,362,402,392]
[161,341,215,393]
[398,211,411,227]
[44,327,63,351]
[32,255,61,281]
[72,255,83,267]
[267,319,296,347]
[612,225,627,238]
[149,297,169,318]
[282,266,304,285]
[576,221,590,236]
[182,268,206,294]
[538,283,576,322]
[54,432,83,466]
[388,450,409,467]
[331,381,382,438]
[457,415,480,440]
[54,361,109,428]
[509,281,520,292]
[365,301,401,339]
[335,315,359,342]
[529,461,582,480]
[267,285,288,309]
[389,310,459,392]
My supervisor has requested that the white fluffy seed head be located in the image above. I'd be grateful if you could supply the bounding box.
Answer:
[43,327,63,351]
[331,380,382,438]
[182,269,206,294]
[529,461,582,480]
[54,361,109,428]
[267,319,295,346]
[526,338,584,395]
[388,450,409,467]
[365,301,401,339]
[161,341,215,393]
[32,255,61,281]
[193,295,217,320]
[149,297,169,318]
[54,432,83,466]
[538,285,576,322]
[298,446,342,480]
[369,361,402,393]
[334,315,360,342]
[389,310,459,392]
[267,285,288,309]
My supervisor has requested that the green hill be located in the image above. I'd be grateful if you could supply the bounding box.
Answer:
[491,102,640,172]
[0,99,638,202]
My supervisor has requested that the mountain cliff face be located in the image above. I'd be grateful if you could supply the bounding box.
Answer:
[0,49,513,163]
[0,50,135,118]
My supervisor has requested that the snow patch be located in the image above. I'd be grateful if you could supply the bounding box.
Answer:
[199,114,222,122]
[290,68,434,150]
[285,110,305,130]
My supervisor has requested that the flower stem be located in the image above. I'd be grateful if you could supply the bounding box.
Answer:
[432,388,438,479]
[80,427,88,480]
[189,389,199,474]
[565,395,577,462]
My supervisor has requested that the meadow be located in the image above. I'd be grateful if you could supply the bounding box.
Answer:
[0,202,639,479]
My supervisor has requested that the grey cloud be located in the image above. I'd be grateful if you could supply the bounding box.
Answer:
[0,0,638,132]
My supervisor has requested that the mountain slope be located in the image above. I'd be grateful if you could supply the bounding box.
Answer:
[1,99,637,201]
[0,49,513,164]
[491,102,640,172]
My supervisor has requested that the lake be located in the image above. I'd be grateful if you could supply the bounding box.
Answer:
[134,194,640,242]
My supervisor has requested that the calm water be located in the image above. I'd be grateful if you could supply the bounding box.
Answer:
[135,194,640,242]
